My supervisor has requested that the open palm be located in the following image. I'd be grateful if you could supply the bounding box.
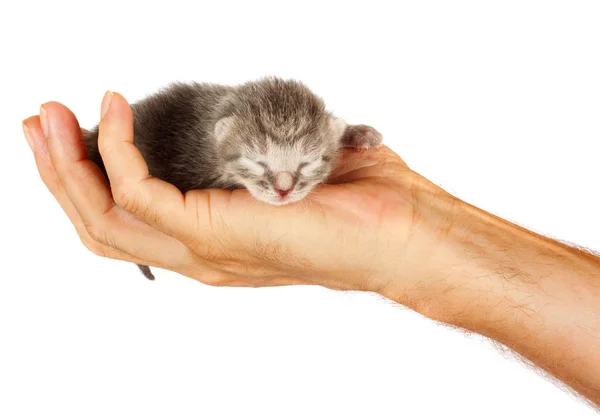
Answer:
[24,92,432,295]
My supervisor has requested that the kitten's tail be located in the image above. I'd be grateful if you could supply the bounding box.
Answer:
[137,264,155,280]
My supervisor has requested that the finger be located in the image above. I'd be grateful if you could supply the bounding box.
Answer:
[329,145,409,183]
[42,102,115,216]
[42,101,190,268]
[97,91,196,240]
[23,115,148,264]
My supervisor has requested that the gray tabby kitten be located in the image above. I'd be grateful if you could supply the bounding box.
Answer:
[84,77,382,280]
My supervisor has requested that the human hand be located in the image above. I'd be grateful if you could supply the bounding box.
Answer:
[23,92,600,406]
[23,92,450,307]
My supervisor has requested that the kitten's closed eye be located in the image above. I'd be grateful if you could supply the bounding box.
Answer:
[240,157,266,175]
[299,158,322,176]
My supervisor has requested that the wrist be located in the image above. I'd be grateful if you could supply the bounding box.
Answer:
[382,179,600,336]
[379,177,550,325]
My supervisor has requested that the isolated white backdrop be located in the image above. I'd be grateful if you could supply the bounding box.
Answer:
[1,1,599,418]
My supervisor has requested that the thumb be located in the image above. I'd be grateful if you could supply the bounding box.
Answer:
[97,91,197,242]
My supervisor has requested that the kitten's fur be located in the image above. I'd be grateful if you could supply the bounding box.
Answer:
[84,77,382,279]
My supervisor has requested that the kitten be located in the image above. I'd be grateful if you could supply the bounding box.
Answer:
[84,77,382,279]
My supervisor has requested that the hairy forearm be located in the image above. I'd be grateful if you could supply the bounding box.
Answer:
[386,183,600,405]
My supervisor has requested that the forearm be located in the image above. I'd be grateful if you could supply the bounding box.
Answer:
[385,183,600,405]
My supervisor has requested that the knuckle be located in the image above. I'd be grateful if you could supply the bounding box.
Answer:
[39,173,61,194]
[97,140,115,162]
[114,185,140,215]
[83,221,113,248]
[80,237,108,258]
[113,182,160,225]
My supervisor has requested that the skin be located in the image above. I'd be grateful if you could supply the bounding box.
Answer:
[23,91,600,407]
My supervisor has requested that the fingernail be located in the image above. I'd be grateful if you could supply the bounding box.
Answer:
[22,122,33,150]
[101,90,113,119]
[40,105,49,137]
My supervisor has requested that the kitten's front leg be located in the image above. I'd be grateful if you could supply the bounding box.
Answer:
[340,124,383,150]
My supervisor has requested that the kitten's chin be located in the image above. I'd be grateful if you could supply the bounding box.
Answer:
[244,185,309,206]
[263,194,306,206]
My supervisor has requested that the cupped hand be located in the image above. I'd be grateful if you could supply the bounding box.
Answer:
[23,92,442,296]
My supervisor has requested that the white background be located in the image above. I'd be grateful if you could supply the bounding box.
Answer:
[1,1,599,417]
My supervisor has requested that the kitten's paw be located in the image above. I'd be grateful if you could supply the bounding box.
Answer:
[341,124,383,150]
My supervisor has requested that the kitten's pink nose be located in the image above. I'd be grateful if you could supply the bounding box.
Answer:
[274,172,294,198]
[275,188,292,198]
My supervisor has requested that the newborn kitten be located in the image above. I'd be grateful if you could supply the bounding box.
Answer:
[84,77,382,279]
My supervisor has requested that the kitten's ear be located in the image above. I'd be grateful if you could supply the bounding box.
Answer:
[214,116,237,142]
[329,117,347,140]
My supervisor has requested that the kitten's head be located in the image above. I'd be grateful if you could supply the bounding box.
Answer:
[214,78,346,205]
